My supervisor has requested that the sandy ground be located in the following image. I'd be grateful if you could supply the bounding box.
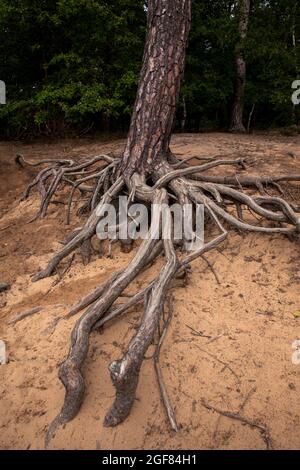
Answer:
[0,132,300,450]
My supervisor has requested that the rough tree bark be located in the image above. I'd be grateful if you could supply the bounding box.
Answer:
[121,0,191,178]
[230,0,251,133]
[17,0,300,449]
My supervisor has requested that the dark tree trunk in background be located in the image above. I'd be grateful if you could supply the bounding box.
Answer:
[121,0,192,179]
[181,95,187,132]
[230,0,251,133]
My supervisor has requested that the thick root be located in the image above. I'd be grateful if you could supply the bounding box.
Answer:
[46,190,167,443]
[104,206,178,426]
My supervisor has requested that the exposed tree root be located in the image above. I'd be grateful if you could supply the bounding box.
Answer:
[18,153,300,447]
[153,294,179,432]
[202,400,272,450]
[104,202,178,427]
[7,306,43,326]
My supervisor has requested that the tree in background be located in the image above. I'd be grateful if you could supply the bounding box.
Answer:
[230,0,251,132]
[183,0,300,132]
[247,0,300,129]
[18,0,300,447]
[182,0,237,131]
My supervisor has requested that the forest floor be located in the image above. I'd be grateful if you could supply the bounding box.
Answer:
[0,132,300,450]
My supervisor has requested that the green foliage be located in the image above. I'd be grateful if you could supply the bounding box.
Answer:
[182,0,237,130]
[0,0,299,137]
[0,0,146,137]
[180,0,300,130]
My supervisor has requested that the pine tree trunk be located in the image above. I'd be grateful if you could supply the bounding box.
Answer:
[121,0,192,179]
[230,0,251,133]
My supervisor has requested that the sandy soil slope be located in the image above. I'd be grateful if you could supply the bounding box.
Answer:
[0,132,300,450]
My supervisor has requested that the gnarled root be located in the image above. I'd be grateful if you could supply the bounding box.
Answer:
[19,153,300,447]
[104,205,178,426]
[45,189,167,444]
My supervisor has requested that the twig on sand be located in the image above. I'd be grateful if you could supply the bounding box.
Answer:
[205,333,225,345]
[154,295,179,432]
[42,253,76,298]
[202,398,272,450]
[8,306,43,325]
[212,386,257,443]
[240,386,257,412]
[201,255,221,284]
[0,223,15,233]
[52,253,75,287]
[186,325,225,345]
[185,324,211,338]
[194,344,240,385]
